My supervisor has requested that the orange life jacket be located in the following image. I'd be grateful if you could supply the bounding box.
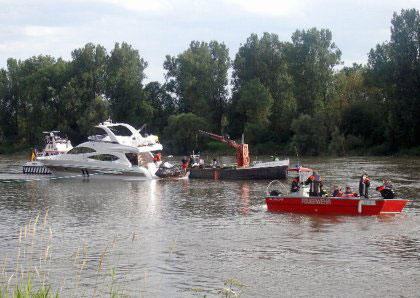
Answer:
[376,185,385,192]
[344,191,357,197]
[153,153,161,162]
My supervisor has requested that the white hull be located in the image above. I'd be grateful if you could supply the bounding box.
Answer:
[251,159,289,169]
[39,154,159,179]
[46,164,156,179]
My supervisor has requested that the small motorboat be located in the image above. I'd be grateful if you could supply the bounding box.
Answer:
[23,131,73,174]
[155,162,189,179]
[265,166,408,216]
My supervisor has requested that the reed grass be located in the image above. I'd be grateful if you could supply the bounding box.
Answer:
[0,212,127,298]
[219,278,246,298]
[1,212,247,297]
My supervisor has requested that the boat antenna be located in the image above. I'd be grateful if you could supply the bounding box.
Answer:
[294,145,300,167]
[241,132,244,145]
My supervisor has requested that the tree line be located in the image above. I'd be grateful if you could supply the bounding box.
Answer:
[0,9,419,156]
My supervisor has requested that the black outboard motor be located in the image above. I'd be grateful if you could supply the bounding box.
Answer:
[379,188,395,199]
[376,185,395,199]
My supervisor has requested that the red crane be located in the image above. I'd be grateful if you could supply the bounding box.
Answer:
[199,130,250,168]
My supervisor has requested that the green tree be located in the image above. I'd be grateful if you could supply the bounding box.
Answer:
[63,43,109,142]
[0,68,15,142]
[106,42,150,127]
[291,114,327,155]
[287,28,341,116]
[333,65,386,148]
[236,79,273,143]
[328,127,345,156]
[368,9,420,149]
[1,56,71,146]
[164,41,230,132]
[144,81,176,135]
[231,33,296,142]
[163,113,208,154]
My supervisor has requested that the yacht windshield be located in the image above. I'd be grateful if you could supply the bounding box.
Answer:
[88,154,119,161]
[68,147,96,154]
[88,127,108,141]
[108,125,132,137]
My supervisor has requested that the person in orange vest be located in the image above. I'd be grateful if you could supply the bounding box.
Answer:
[30,149,36,161]
[359,171,370,198]
[332,185,343,197]
[181,156,189,173]
[291,177,300,192]
[153,152,161,163]
[344,186,358,197]
[305,171,323,196]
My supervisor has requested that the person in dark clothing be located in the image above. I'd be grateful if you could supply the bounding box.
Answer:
[291,177,300,193]
[305,171,323,196]
[376,180,395,199]
[359,171,370,198]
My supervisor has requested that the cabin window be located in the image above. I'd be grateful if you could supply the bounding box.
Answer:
[125,153,138,166]
[88,127,108,141]
[109,125,132,136]
[88,154,119,161]
[67,147,96,154]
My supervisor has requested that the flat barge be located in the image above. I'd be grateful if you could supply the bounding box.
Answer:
[190,160,289,180]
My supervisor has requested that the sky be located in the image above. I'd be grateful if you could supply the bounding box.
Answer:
[1,0,419,83]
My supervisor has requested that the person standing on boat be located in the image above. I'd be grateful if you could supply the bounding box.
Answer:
[359,171,370,198]
[30,149,36,161]
[305,171,323,196]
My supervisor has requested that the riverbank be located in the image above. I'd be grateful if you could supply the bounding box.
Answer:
[198,142,420,158]
[2,140,420,159]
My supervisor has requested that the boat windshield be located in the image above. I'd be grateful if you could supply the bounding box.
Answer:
[108,125,133,137]
[67,147,96,154]
[288,167,313,181]
[88,127,109,142]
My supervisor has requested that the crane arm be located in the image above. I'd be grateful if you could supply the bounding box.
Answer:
[198,130,240,149]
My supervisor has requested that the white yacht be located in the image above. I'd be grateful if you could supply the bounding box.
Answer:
[38,121,163,179]
[23,131,73,174]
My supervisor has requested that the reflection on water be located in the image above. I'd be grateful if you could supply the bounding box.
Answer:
[239,182,250,215]
[0,156,419,297]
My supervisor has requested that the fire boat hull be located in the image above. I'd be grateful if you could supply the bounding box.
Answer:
[265,196,408,216]
[189,164,288,180]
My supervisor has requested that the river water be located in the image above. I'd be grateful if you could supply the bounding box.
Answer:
[0,156,419,297]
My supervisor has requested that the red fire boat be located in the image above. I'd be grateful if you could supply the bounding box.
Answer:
[265,167,408,216]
